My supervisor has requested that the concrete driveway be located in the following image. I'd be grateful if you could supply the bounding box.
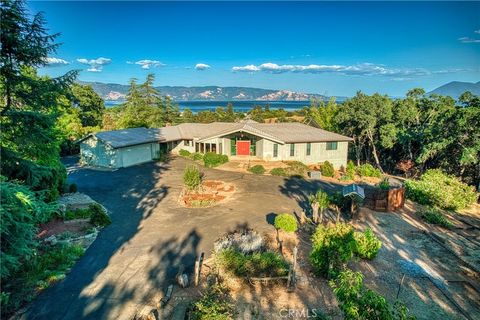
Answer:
[23,156,342,320]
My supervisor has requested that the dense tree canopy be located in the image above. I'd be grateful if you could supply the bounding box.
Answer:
[305,90,480,186]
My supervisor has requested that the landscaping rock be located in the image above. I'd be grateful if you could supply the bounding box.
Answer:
[176,273,189,288]
[44,235,57,245]
[58,193,96,211]
[214,229,264,254]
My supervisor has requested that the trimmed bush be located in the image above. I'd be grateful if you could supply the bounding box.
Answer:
[190,283,234,320]
[68,183,78,193]
[89,203,111,227]
[183,165,202,191]
[418,207,453,228]
[274,213,298,233]
[357,163,382,178]
[192,152,204,161]
[321,161,335,178]
[248,165,266,175]
[310,223,356,278]
[217,248,289,278]
[405,169,478,210]
[270,167,287,176]
[203,152,228,168]
[285,161,309,177]
[354,229,382,260]
[179,149,191,157]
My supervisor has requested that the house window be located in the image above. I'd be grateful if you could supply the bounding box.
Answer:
[290,144,295,157]
[306,143,311,156]
[326,142,338,150]
[273,144,278,158]
[184,140,192,146]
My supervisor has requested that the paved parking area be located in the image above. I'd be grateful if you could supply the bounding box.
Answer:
[23,156,341,320]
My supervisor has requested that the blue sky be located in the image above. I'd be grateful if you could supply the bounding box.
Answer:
[32,1,480,97]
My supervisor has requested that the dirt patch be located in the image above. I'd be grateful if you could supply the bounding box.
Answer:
[352,203,480,320]
[37,218,92,239]
[180,180,236,208]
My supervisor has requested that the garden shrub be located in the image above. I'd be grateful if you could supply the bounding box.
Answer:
[321,161,335,178]
[179,149,191,157]
[89,203,111,227]
[248,165,266,175]
[270,167,287,176]
[357,163,382,178]
[284,161,309,177]
[274,213,298,233]
[310,223,356,278]
[2,243,85,317]
[203,152,228,168]
[330,270,415,320]
[183,165,202,190]
[378,177,390,190]
[354,229,382,260]
[68,183,78,193]
[217,248,289,278]
[192,152,204,161]
[329,191,348,212]
[190,283,234,320]
[64,207,92,220]
[405,169,478,210]
[345,160,356,180]
[417,207,452,228]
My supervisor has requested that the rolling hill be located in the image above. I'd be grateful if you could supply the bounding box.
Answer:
[428,81,480,99]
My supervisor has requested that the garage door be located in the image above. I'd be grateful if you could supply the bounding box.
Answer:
[121,144,152,167]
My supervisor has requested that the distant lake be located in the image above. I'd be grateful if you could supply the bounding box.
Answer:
[104,100,313,113]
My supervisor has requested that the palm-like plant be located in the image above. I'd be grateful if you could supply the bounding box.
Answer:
[309,190,330,224]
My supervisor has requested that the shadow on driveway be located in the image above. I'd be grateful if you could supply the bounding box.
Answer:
[22,157,201,320]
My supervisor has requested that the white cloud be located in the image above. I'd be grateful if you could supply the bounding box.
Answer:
[458,36,480,43]
[77,57,111,72]
[44,57,69,66]
[127,59,165,69]
[231,62,436,77]
[232,64,260,72]
[195,63,211,70]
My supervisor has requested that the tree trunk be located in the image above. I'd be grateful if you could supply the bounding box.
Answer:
[319,207,324,224]
[367,130,384,173]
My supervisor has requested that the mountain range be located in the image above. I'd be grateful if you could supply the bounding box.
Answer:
[78,81,328,102]
[79,80,480,102]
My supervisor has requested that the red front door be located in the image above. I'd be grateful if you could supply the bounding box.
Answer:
[236,141,250,155]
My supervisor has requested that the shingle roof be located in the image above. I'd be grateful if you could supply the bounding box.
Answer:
[82,122,352,149]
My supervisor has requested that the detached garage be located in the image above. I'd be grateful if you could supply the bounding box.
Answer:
[79,128,161,168]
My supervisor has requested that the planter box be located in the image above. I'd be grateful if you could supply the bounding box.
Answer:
[364,186,405,212]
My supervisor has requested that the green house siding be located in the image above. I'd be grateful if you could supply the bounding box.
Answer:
[80,136,158,168]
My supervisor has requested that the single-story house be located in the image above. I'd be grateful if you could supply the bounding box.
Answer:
[78,121,353,169]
